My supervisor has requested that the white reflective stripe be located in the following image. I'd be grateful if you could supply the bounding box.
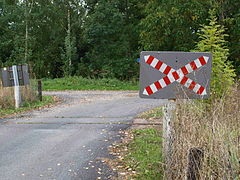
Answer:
[201,89,207,95]
[143,89,148,95]
[194,59,202,68]
[185,78,192,88]
[176,69,185,78]
[150,84,158,93]
[159,79,166,88]
[203,56,209,63]
[151,58,158,67]
[176,76,183,83]
[185,64,192,74]
[193,84,201,93]
[144,55,150,62]
[168,73,175,83]
[169,68,176,73]
[159,63,167,73]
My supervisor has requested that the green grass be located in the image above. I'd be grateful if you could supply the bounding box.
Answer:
[42,76,139,91]
[0,96,55,117]
[137,107,163,120]
[125,128,163,180]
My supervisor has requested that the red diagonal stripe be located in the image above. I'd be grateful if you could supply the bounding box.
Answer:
[163,66,171,75]
[163,76,171,85]
[197,86,205,95]
[154,81,162,90]
[180,76,188,85]
[199,56,206,66]
[190,61,197,70]
[189,81,196,90]
[146,86,153,95]
[155,61,163,70]
[146,56,154,65]
[181,66,188,75]
[172,71,180,80]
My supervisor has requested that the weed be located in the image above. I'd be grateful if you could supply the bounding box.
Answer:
[169,85,240,179]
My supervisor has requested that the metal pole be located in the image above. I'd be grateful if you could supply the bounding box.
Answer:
[163,99,176,178]
[38,80,42,101]
[12,65,21,108]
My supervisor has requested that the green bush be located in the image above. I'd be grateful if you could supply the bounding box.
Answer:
[194,10,236,99]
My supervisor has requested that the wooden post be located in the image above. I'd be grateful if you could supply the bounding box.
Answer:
[187,147,204,180]
[38,80,42,101]
[163,99,176,177]
[12,65,22,109]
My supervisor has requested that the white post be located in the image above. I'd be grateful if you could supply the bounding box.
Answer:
[12,65,21,108]
[163,99,176,177]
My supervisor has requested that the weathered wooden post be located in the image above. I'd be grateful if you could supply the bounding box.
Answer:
[162,99,176,178]
[38,80,42,101]
[187,147,204,180]
[12,65,21,108]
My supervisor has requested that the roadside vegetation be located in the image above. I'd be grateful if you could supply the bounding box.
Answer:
[110,128,163,180]
[0,96,55,117]
[42,76,138,91]
[137,107,163,120]
[169,85,240,179]
[123,129,163,180]
[0,81,56,117]
[166,13,239,178]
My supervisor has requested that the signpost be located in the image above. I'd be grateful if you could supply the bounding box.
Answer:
[0,64,30,108]
[139,51,212,179]
[1,65,29,87]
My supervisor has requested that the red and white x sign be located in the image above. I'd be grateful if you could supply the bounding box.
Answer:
[143,55,209,96]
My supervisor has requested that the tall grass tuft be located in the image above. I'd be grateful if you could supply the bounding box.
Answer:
[169,85,240,179]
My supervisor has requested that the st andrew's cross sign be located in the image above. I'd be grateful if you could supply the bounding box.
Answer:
[139,52,212,99]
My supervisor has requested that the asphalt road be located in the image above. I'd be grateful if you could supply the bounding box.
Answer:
[0,91,166,180]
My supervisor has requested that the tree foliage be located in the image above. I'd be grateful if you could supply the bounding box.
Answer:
[194,10,236,98]
[0,0,239,79]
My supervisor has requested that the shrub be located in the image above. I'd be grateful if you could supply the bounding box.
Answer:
[194,10,236,99]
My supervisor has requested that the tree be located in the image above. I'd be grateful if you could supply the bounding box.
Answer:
[83,0,133,79]
[194,10,236,98]
[139,0,210,51]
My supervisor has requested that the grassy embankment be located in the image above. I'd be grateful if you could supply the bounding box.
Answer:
[42,76,139,91]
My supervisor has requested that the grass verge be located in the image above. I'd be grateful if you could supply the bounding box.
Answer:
[137,107,163,120]
[42,76,139,91]
[125,129,163,179]
[0,96,55,117]
[109,128,163,180]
